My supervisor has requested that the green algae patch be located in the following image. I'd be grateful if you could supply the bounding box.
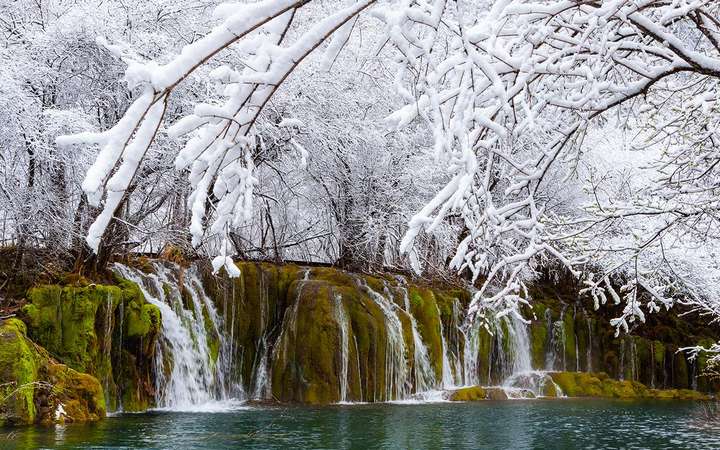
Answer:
[0,318,105,426]
[0,319,39,425]
[449,386,487,401]
[548,371,711,400]
[21,277,161,413]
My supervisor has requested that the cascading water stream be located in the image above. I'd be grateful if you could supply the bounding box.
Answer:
[333,293,351,402]
[250,270,272,400]
[461,319,482,387]
[437,305,455,389]
[114,263,239,410]
[359,279,410,401]
[394,284,436,393]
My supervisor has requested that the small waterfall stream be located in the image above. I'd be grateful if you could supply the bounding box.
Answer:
[115,263,239,410]
[395,284,436,392]
[438,304,455,389]
[333,293,351,402]
[359,279,410,401]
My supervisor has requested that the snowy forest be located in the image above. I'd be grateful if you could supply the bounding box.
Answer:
[1,0,720,447]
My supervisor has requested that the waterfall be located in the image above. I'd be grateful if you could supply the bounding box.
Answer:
[333,293,350,402]
[359,279,410,401]
[437,305,455,388]
[250,270,272,400]
[586,311,592,372]
[462,319,482,386]
[271,269,311,396]
[113,260,593,406]
[503,371,565,398]
[545,307,567,371]
[449,299,465,386]
[395,285,436,392]
[114,263,238,410]
[507,316,532,375]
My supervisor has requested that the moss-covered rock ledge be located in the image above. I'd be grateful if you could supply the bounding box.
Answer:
[447,371,710,402]
[549,371,710,400]
[19,278,161,412]
[0,318,105,426]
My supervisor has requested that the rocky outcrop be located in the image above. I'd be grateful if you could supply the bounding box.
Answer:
[20,276,161,412]
[524,281,720,392]
[548,371,710,400]
[200,263,471,404]
[0,318,105,426]
[447,371,710,402]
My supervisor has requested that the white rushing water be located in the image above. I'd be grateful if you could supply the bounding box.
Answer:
[359,278,410,401]
[395,284,436,393]
[437,304,455,389]
[333,292,351,402]
[115,263,241,411]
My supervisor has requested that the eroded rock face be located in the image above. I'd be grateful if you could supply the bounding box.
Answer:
[21,278,161,412]
[200,263,472,404]
[198,262,718,404]
[0,318,105,426]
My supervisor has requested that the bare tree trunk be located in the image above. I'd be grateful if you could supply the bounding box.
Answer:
[12,139,35,271]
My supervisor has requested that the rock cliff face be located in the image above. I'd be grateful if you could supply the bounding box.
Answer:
[0,318,105,426]
[1,259,715,420]
[195,261,718,403]
[525,280,720,392]
[19,276,161,413]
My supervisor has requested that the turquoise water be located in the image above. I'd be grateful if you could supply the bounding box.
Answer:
[2,400,718,449]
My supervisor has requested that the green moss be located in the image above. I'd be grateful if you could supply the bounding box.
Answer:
[408,287,444,381]
[24,284,123,373]
[271,281,344,404]
[0,319,38,425]
[542,378,559,397]
[203,306,220,367]
[22,277,161,413]
[0,318,106,425]
[126,303,161,338]
[475,327,493,385]
[450,386,486,401]
[117,350,152,412]
[47,363,106,423]
[363,275,386,296]
[548,371,709,400]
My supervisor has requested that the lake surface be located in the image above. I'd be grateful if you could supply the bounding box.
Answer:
[2,399,719,449]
